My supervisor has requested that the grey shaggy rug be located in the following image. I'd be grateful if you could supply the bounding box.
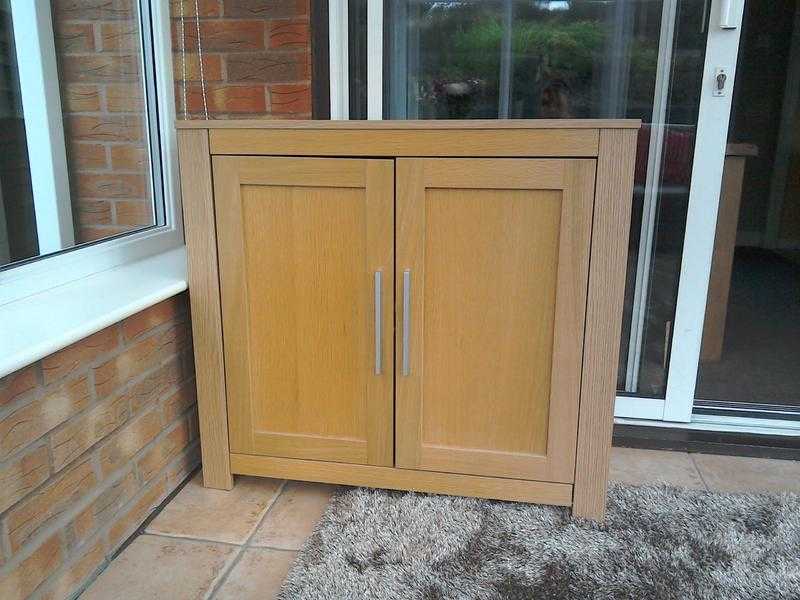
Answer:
[277,483,800,600]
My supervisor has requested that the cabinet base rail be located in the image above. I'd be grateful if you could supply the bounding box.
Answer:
[229,453,573,506]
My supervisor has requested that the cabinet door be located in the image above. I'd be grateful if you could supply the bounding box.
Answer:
[395,158,595,483]
[214,157,394,466]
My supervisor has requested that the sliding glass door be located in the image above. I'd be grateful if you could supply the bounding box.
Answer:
[693,0,800,424]
[335,0,799,431]
[374,0,712,418]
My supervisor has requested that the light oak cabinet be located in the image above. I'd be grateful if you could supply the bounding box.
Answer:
[177,120,639,520]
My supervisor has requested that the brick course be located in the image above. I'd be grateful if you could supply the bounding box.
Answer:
[171,0,312,119]
[49,0,314,243]
[0,293,199,599]
[53,0,154,245]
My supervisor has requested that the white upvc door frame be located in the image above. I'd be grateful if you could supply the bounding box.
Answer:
[615,0,746,423]
[660,0,745,422]
[327,0,383,119]
[366,0,383,119]
[10,0,74,254]
[329,0,349,119]
[0,0,183,305]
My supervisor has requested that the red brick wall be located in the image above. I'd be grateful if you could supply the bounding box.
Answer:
[51,0,314,246]
[53,0,155,245]
[171,0,312,119]
[53,0,311,243]
[0,293,199,600]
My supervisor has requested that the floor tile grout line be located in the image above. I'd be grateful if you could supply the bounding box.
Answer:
[243,482,343,551]
[238,544,298,553]
[242,479,294,549]
[689,453,711,491]
[206,479,290,600]
[203,543,246,600]
[245,479,290,544]
[142,531,246,548]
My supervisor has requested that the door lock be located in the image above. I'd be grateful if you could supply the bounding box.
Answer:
[713,68,728,97]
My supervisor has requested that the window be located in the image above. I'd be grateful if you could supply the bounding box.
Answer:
[0,0,180,304]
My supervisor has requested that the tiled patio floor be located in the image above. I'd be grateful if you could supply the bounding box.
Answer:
[80,448,800,599]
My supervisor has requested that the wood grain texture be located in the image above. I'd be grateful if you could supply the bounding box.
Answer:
[230,453,574,506]
[177,118,641,130]
[209,129,599,158]
[365,161,395,466]
[213,157,394,466]
[700,155,747,361]
[394,159,425,470]
[179,121,639,515]
[176,129,232,490]
[572,129,638,520]
[395,158,594,484]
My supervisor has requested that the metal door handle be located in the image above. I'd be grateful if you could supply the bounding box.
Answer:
[374,271,382,375]
[402,269,411,376]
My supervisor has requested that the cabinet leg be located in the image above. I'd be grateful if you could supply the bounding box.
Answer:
[571,479,607,521]
[200,451,234,490]
[197,421,233,490]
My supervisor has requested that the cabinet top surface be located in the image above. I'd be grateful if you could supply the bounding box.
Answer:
[175,118,641,131]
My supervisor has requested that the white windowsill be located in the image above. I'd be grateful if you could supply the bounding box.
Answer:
[0,246,189,378]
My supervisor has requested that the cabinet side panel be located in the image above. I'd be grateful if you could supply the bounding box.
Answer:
[177,129,232,490]
[573,129,637,519]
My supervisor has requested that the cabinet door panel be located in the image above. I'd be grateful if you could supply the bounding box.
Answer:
[214,157,394,466]
[395,158,595,483]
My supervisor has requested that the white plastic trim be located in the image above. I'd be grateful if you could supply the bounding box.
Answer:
[615,414,800,437]
[614,395,667,420]
[10,0,74,253]
[0,0,183,306]
[0,247,188,378]
[662,0,745,422]
[366,0,383,119]
[329,0,349,119]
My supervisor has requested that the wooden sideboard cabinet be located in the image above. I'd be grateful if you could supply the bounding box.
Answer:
[176,120,639,520]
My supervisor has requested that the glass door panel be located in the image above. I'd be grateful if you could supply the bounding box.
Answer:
[377,0,710,405]
[696,0,800,413]
[384,0,662,121]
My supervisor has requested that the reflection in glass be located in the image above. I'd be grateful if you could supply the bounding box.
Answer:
[0,1,36,264]
[381,0,709,397]
[385,0,660,121]
[0,0,159,269]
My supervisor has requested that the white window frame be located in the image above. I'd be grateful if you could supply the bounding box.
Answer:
[0,0,183,306]
[10,0,74,255]
[0,0,185,378]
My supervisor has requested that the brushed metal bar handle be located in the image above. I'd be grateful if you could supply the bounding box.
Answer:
[402,269,411,376]
[374,270,382,376]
